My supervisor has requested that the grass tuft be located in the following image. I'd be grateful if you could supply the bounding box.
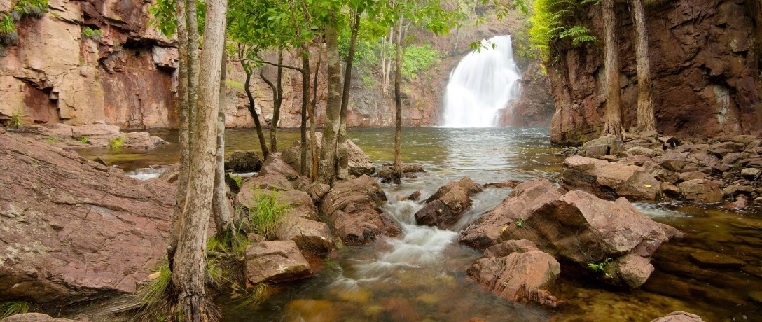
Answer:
[246,190,289,240]
[0,302,29,318]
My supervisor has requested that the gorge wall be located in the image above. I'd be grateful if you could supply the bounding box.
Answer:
[549,0,762,145]
[1,0,553,129]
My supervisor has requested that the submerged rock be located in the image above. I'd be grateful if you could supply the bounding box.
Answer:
[414,177,483,229]
[244,241,312,284]
[320,175,401,245]
[467,240,560,307]
[0,132,174,303]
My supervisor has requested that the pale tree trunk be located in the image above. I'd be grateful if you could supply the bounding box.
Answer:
[310,54,321,181]
[213,43,231,235]
[601,0,622,137]
[300,45,310,176]
[632,0,655,133]
[393,19,404,184]
[172,0,227,318]
[243,62,269,158]
[337,11,361,180]
[269,50,284,153]
[319,12,341,184]
[168,0,190,271]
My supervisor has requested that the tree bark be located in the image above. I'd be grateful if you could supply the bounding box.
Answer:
[169,0,190,271]
[319,12,341,184]
[268,50,284,153]
[243,62,269,158]
[213,41,231,235]
[172,0,227,318]
[393,19,404,185]
[310,53,321,181]
[601,0,622,137]
[631,0,655,133]
[337,11,361,180]
[300,45,310,176]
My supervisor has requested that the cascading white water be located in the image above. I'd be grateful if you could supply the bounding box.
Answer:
[442,35,521,127]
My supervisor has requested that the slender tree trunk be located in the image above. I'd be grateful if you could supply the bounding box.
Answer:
[310,54,321,181]
[300,46,310,176]
[169,0,190,271]
[601,0,622,137]
[269,49,284,153]
[393,19,404,184]
[319,13,341,184]
[243,64,269,158]
[213,42,231,235]
[172,0,227,318]
[337,11,361,180]
[632,0,655,133]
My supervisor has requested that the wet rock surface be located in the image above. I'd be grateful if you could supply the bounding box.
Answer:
[320,175,401,245]
[0,132,174,303]
[414,177,483,229]
[244,241,312,284]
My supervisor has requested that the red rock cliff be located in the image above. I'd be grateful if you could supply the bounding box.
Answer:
[548,0,762,145]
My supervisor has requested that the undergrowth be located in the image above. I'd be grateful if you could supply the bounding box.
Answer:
[244,189,289,240]
[0,301,29,319]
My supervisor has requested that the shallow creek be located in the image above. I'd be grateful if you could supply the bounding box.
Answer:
[80,127,762,321]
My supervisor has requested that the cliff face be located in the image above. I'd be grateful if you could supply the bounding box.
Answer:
[0,0,178,129]
[549,0,762,145]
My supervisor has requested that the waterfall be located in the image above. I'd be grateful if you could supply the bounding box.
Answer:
[442,35,521,127]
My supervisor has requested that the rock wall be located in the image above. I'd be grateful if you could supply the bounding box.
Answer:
[549,0,762,145]
[0,0,178,129]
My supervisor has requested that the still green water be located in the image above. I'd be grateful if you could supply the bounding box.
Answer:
[79,127,762,321]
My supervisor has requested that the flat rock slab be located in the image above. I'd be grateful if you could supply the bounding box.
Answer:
[689,250,746,269]
[0,133,174,303]
[245,241,311,284]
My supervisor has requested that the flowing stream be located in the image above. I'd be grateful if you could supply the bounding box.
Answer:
[442,35,521,127]
[81,128,762,321]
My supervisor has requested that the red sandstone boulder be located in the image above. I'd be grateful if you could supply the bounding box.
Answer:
[259,153,300,179]
[467,239,560,307]
[0,313,79,322]
[0,133,174,303]
[244,241,312,284]
[414,177,483,229]
[651,311,705,322]
[320,175,401,245]
[562,155,662,200]
[677,179,723,203]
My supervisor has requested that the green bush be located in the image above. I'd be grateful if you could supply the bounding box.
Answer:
[82,27,103,41]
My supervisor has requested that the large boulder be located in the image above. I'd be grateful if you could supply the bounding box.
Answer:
[259,153,300,179]
[651,311,705,322]
[677,179,723,203]
[467,240,560,307]
[320,176,401,245]
[0,133,174,303]
[414,177,483,229]
[581,134,623,157]
[244,241,312,284]
[461,179,679,288]
[562,155,662,201]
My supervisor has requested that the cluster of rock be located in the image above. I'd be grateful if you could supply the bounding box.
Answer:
[8,123,167,150]
[412,176,680,309]
[567,134,762,208]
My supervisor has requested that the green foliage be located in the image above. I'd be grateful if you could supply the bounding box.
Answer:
[108,135,125,150]
[229,174,243,189]
[44,137,61,143]
[149,0,177,37]
[402,44,440,79]
[245,190,289,240]
[82,27,103,41]
[0,302,30,319]
[142,263,172,306]
[515,219,525,228]
[528,0,597,60]
[13,0,48,18]
[207,229,249,256]
[225,79,245,92]
[2,0,47,51]
[587,257,612,273]
[9,110,24,128]
[0,14,15,36]
[77,136,90,144]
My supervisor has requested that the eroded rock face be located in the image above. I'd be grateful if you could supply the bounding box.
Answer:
[320,175,401,245]
[0,132,174,303]
[460,179,679,288]
[244,241,311,284]
[467,240,560,307]
[414,177,483,229]
[549,0,761,144]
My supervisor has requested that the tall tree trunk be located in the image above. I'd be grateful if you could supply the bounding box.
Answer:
[310,54,321,181]
[172,0,227,318]
[268,50,284,153]
[169,0,190,271]
[300,45,310,176]
[632,0,655,133]
[319,13,341,184]
[243,63,269,158]
[213,42,231,235]
[393,19,404,185]
[337,11,361,180]
[601,0,622,137]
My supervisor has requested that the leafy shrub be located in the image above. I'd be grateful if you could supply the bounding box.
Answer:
[108,135,125,150]
[82,27,103,42]
[77,136,90,144]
